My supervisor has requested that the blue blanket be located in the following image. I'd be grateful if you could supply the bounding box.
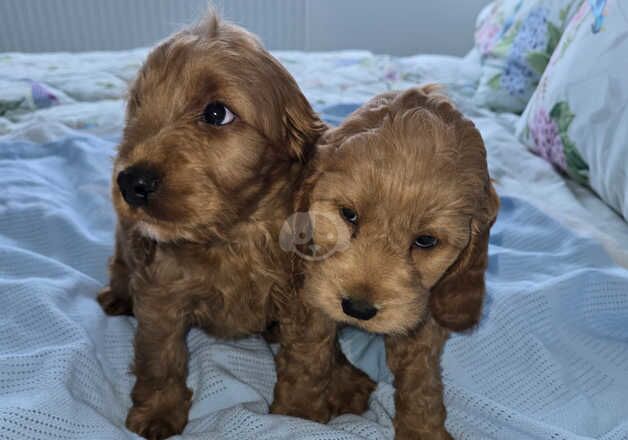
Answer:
[1,133,627,439]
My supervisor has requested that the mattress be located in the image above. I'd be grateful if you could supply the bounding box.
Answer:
[1,49,627,440]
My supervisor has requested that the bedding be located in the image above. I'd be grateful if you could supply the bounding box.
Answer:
[1,48,627,440]
[473,0,580,113]
[517,0,628,222]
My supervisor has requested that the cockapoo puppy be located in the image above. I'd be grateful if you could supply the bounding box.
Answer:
[272,86,499,439]
[97,9,373,440]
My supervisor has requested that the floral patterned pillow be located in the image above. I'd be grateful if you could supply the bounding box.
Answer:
[473,0,581,113]
[517,0,628,221]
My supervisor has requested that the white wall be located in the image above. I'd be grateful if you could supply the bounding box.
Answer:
[305,0,491,55]
[0,0,490,55]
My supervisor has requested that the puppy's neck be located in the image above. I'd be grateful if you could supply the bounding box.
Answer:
[222,159,305,245]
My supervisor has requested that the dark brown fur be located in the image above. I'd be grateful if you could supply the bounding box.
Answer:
[271,86,499,439]
[97,10,373,439]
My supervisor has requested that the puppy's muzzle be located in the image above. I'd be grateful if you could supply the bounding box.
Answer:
[117,165,160,207]
[341,297,377,320]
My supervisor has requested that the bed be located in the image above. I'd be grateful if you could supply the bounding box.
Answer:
[1,22,628,440]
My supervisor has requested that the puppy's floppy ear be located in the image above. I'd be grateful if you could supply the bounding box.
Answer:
[282,91,326,162]
[293,144,333,212]
[281,144,332,260]
[429,183,499,331]
[257,58,325,162]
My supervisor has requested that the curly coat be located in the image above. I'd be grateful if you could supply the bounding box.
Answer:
[271,86,499,439]
[97,10,373,440]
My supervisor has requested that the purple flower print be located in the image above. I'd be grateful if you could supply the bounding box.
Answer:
[530,107,567,171]
[510,8,550,58]
[501,61,534,96]
[30,81,59,109]
[500,8,549,97]
[384,69,399,82]
[501,8,548,97]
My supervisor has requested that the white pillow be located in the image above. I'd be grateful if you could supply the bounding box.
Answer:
[517,0,628,221]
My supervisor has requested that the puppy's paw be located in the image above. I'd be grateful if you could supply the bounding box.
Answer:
[97,286,133,316]
[126,384,192,440]
[126,415,181,440]
[328,363,376,416]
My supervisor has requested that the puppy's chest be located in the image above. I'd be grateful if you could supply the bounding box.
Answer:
[145,242,289,338]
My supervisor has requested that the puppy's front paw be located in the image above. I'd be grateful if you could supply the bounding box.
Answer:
[97,286,133,316]
[126,413,183,440]
[125,384,192,440]
[328,363,376,416]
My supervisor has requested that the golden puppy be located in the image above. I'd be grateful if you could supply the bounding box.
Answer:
[96,9,373,440]
[272,86,499,439]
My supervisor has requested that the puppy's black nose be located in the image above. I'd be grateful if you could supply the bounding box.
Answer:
[341,298,377,321]
[117,165,159,207]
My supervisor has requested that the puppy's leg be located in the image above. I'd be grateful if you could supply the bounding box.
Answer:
[97,258,133,316]
[98,226,134,316]
[271,303,338,423]
[271,301,374,421]
[126,291,192,440]
[385,317,452,440]
[327,345,375,416]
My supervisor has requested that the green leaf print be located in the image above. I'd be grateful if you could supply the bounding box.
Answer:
[559,3,573,23]
[96,81,115,89]
[550,101,575,133]
[488,73,502,90]
[550,101,589,184]
[527,51,550,74]
[563,136,589,185]
[493,21,521,57]
[557,35,572,61]
[0,99,25,116]
[555,2,591,62]
[547,22,562,53]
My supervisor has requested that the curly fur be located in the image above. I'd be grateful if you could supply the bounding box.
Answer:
[271,86,499,439]
[96,9,375,440]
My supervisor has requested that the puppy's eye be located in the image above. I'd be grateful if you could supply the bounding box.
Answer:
[203,102,236,126]
[413,235,438,249]
[340,207,358,225]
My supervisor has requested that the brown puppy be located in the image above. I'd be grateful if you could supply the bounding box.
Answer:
[96,10,373,440]
[272,86,499,439]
